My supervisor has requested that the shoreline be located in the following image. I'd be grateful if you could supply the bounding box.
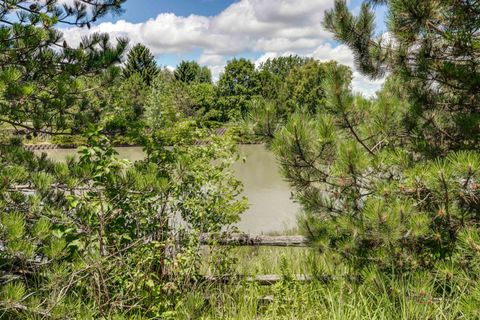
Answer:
[24,141,264,151]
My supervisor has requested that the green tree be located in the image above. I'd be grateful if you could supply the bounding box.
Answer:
[0,0,127,135]
[186,83,218,122]
[217,58,259,119]
[282,60,334,114]
[174,60,211,84]
[272,0,480,278]
[324,0,480,155]
[249,59,339,141]
[274,66,480,274]
[248,97,284,140]
[174,60,200,83]
[258,55,310,101]
[0,1,247,318]
[260,55,309,79]
[102,72,151,137]
[122,43,159,85]
[198,65,213,84]
[145,75,218,127]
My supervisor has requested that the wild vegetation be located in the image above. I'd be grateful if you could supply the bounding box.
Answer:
[0,1,247,318]
[0,0,479,319]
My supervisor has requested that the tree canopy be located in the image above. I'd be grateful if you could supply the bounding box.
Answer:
[123,43,159,85]
[217,58,260,119]
[0,0,128,135]
[324,0,480,155]
[174,60,212,84]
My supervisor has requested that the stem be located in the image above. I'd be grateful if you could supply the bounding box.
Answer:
[0,117,75,136]
[440,172,450,221]
[98,192,107,257]
[343,113,376,156]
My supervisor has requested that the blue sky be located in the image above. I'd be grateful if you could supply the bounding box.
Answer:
[64,0,388,95]
[105,0,238,23]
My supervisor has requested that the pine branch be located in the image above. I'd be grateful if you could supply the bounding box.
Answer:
[0,118,76,136]
[342,112,375,156]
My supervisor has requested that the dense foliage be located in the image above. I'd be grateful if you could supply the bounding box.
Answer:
[123,43,159,85]
[217,58,260,120]
[174,60,212,84]
[1,0,479,318]
[250,58,345,141]
[0,1,246,318]
[270,0,480,277]
[0,0,127,135]
[324,0,480,155]
[1,129,246,318]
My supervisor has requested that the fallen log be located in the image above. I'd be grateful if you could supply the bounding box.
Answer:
[200,274,312,285]
[200,233,310,247]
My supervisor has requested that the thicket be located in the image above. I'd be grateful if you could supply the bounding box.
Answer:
[0,1,246,318]
[2,0,479,318]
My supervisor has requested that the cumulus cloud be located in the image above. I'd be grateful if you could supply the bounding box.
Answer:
[198,53,226,66]
[352,72,384,96]
[311,43,354,68]
[61,0,384,96]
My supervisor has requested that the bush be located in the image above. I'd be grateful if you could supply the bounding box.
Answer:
[0,126,247,318]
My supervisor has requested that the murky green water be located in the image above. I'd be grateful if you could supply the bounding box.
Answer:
[37,145,299,234]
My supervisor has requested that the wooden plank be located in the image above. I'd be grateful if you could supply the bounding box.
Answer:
[201,274,312,285]
[200,233,310,247]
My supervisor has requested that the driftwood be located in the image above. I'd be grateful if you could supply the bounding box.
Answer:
[200,233,310,247]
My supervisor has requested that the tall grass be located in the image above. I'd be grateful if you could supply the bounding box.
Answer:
[184,247,479,319]
[177,279,472,319]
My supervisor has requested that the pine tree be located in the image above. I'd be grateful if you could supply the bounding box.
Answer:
[274,65,480,274]
[271,1,480,276]
[198,65,213,84]
[0,2,246,317]
[174,60,200,83]
[0,0,128,135]
[173,60,212,84]
[123,43,159,85]
[323,0,480,155]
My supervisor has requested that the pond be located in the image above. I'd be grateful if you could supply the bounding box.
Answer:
[37,144,300,234]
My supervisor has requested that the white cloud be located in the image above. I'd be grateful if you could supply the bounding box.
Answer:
[198,53,226,66]
[310,43,355,68]
[61,0,384,96]
[255,52,280,67]
[352,72,384,96]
